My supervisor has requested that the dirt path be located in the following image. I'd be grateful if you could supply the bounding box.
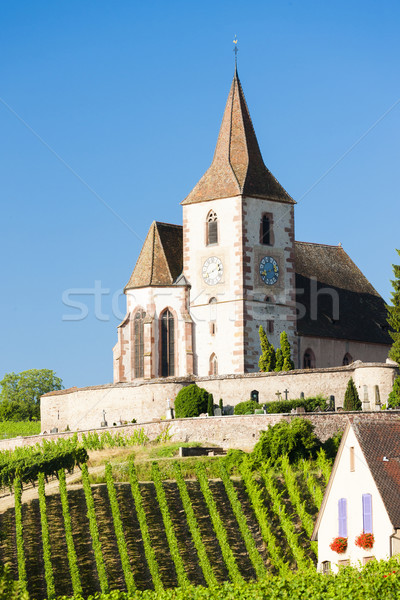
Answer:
[0,464,106,514]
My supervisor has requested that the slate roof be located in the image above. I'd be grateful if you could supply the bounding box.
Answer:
[295,242,391,345]
[182,69,294,205]
[125,222,183,290]
[352,419,400,528]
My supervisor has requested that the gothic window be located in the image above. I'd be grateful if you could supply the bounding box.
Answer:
[209,297,217,335]
[209,353,218,375]
[207,210,218,245]
[134,310,146,378]
[342,352,353,366]
[303,348,315,369]
[161,309,175,377]
[260,213,273,245]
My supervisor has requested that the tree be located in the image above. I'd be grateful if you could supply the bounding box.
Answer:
[258,326,275,372]
[274,348,283,372]
[280,331,295,371]
[387,249,400,365]
[174,384,209,418]
[207,393,214,416]
[388,377,400,408]
[0,369,63,421]
[343,378,361,411]
[251,418,320,465]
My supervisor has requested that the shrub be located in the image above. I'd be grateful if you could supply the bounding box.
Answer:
[223,449,246,473]
[388,376,400,408]
[207,393,214,416]
[343,378,361,411]
[234,400,259,415]
[264,396,328,414]
[322,429,343,459]
[174,384,209,418]
[251,418,320,466]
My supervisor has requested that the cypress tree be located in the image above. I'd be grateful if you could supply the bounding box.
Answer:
[274,348,284,372]
[280,331,295,371]
[219,398,223,411]
[207,393,214,416]
[343,378,362,411]
[258,326,276,372]
[387,249,400,365]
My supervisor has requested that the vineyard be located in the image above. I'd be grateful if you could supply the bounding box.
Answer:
[0,452,332,599]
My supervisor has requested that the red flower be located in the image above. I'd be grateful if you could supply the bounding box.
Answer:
[355,532,374,549]
[330,536,348,553]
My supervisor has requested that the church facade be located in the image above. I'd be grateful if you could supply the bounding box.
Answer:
[113,69,391,383]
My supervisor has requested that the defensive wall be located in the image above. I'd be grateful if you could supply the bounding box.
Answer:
[39,360,399,433]
[2,410,400,454]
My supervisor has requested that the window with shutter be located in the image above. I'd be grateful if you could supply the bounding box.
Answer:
[338,498,347,537]
[362,494,373,533]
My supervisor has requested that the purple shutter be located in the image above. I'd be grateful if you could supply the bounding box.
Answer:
[338,498,347,537]
[362,494,373,533]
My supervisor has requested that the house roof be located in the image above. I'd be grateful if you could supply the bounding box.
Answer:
[352,419,400,528]
[125,221,183,290]
[295,242,391,345]
[182,69,294,206]
[312,418,400,540]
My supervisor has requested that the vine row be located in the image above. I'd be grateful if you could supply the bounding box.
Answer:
[13,477,27,591]
[37,472,55,598]
[58,468,82,596]
[300,460,324,509]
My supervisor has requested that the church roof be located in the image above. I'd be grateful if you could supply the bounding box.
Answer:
[295,242,391,345]
[125,222,183,290]
[182,69,294,205]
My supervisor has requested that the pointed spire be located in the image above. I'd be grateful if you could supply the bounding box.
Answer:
[182,71,294,205]
[125,221,183,290]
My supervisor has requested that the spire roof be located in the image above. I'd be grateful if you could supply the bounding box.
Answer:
[125,221,183,290]
[182,70,294,205]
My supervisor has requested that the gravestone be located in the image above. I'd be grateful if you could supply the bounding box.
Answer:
[214,408,222,416]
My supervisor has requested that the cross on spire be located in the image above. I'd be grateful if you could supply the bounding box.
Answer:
[233,35,238,69]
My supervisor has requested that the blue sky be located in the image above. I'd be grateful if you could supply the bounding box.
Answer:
[0,1,399,388]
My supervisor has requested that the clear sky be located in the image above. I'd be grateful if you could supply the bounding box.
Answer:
[1,1,399,389]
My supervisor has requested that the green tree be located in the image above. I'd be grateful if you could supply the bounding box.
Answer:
[207,393,214,416]
[343,377,361,411]
[174,384,209,418]
[274,348,283,372]
[280,331,295,371]
[251,418,320,466]
[388,376,400,408]
[0,369,63,421]
[387,249,400,365]
[258,326,275,372]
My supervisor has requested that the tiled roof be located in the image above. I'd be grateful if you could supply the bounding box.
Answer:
[352,419,400,528]
[295,242,391,345]
[125,222,183,290]
[182,69,294,205]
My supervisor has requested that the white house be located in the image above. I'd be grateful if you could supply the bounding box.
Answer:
[312,418,400,572]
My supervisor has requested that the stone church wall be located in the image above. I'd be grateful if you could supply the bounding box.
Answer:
[40,361,398,432]
[297,335,390,369]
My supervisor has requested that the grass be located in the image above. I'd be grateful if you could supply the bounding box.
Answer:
[0,421,41,439]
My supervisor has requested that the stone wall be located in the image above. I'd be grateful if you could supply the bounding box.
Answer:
[40,360,398,433]
[3,410,400,454]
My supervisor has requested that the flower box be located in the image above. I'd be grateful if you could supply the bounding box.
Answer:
[329,536,348,553]
[355,532,374,549]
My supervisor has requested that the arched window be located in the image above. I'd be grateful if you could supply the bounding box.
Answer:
[260,213,273,245]
[303,348,316,369]
[134,309,146,378]
[209,353,218,375]
[343,352,353,366]
[161,309,175,377]
[209,297,217,335]
[207,210,218,245]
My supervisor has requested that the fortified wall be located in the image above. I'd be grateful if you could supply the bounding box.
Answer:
[40,361,398,433]
[2,411,400,454]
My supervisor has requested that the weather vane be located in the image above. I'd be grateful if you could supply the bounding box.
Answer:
[233,35,238,67]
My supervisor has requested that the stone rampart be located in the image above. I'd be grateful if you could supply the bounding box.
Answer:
[40,361,398,432]
[2,410,400,454]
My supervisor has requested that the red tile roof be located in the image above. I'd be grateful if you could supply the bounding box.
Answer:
[182,69,294,205]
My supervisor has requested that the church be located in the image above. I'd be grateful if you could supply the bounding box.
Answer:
[112,68,391,383]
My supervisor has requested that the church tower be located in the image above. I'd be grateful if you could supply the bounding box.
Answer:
[182,68,297,376]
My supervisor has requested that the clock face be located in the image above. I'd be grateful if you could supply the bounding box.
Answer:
[259,256,279,285]
[202,256,223,285]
